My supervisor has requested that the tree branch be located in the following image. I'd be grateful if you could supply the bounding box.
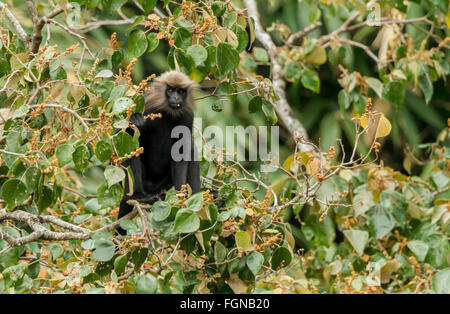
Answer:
[244,0,312,152]
[0,206,139,247]
[31,103,90,131]
[0,2,31,44]
[286,22,322,46]
[74,18,137,33]
[338,38,380,64]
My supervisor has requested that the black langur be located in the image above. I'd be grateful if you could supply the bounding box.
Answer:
[117,71,200,235]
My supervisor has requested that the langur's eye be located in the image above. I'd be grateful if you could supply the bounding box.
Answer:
[167,87,173,93]
[179,89,186,95]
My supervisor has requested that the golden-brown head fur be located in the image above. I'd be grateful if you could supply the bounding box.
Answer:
[145,71,197,119]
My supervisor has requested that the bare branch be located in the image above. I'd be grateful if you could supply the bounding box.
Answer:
[244,0,312,152]
[0,149,26,157]
[43,17,94,58]
[27,0,44,54]
[0,2,31,44]
[31,103,90,130]
[287,22,322,46]
[338,38,380,64]
[75,18,136,33]
[319,0,377,46]
[0,206,139,247]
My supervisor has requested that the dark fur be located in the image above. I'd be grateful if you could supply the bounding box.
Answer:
[117,71,200,235]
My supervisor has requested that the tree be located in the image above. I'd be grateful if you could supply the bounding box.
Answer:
[0,0,448,294]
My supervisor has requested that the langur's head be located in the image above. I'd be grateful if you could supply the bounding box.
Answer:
[145,70,196,118]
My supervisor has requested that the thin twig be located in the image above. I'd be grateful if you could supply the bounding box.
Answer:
[286,22,322,46]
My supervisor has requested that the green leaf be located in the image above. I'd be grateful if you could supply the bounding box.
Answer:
[119,219,136,232]
[132,247,149,269]
[235,231,251,252]
[186,45,208,66]
[343,230,369,256]
[216,43,240,77]
[212,1,226,17]
[174,48,195,75]
[418,74,433,104]
[56,144,74,167]
[86,0,101,9]
[173,27,192,51]
[104,166,125,188]
[92,239,115,262]
[338,89,350,112]
[231,25,249,53]
[24,167,41,193]
[113,97,134,116]
[214,241,227,262]
[284,61,302,82]
[262,100,277,125]
[366,77,383,98]
[432,268,450,294]
[271,247,292,269]
[173,209,200,233]
[185,192,203,212]
[380,190,407,225]
[146,33,159,53]
[301,68,320,93]
[113,131,136,157]
[103,0,126,14]
[140,0,158,14]
[353,187,374,216]
[407,240,429,262]
[425,235,448,268]
[50,64,66,80]
[1,179,28,208]
[224,12,237,28]
[240,55,257,73]
[95,140,113,163]
[12,105,29,119]
[152,201,171,222]
[382,81,406,110]
[127,29,148,60]
[303,214,335,246]
[217,211,231,222]
[248,96,262,113]
[48,244,64,261]
[126,16,145,34]
[246,251,264,276]
[97,183,123,208]
[135,274,157,294]
[36,184,53,213]
[253,47,269,63]
[177,17,192,28]
[73,145,90,172]
[114,254,128,276]
[95,69,113,79]
[367,205,396,239]
[309,7,321,24]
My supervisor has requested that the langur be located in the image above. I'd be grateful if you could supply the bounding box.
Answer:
[117,71,200,235]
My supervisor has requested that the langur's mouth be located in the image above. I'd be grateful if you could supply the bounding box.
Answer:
[169,103,182,109]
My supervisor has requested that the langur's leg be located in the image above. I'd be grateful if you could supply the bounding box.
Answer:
[171,160,189,191]
[186,143,200,193]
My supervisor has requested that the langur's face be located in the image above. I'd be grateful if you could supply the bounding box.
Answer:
[165,85,187,110]
[145,70,196,119]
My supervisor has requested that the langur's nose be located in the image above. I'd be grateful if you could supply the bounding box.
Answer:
[170,94,182,106]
